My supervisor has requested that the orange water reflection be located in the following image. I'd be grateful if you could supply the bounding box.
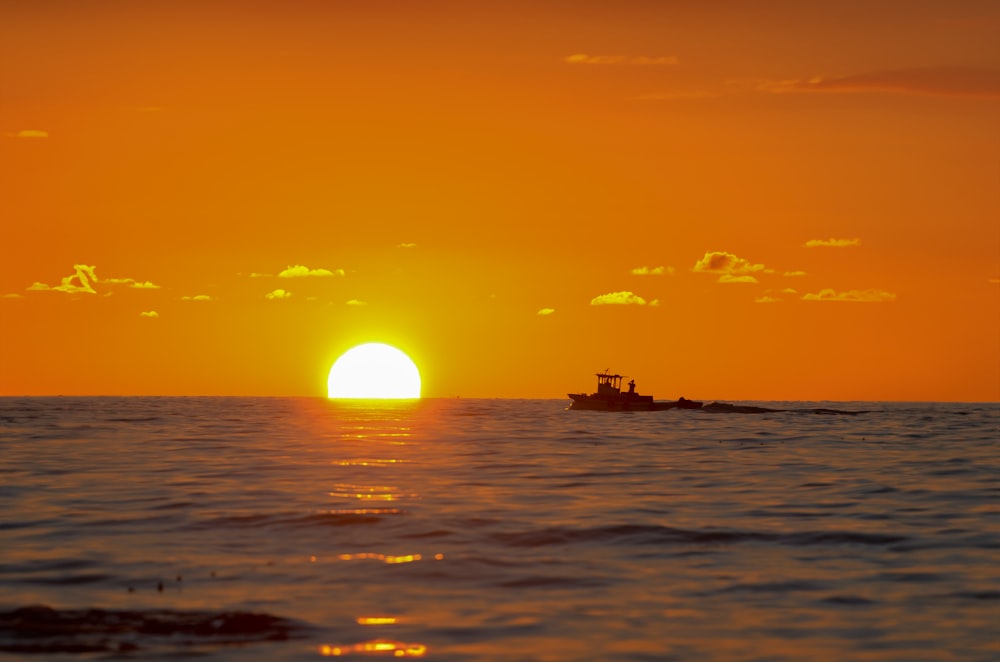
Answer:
[319,640,427,657]
[356,616,399,625]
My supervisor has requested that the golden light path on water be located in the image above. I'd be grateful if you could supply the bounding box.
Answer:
[314,399,434,657]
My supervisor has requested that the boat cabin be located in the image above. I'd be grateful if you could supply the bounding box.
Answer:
[595,371,636,397]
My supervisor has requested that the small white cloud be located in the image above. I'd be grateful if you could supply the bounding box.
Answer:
[693,251,770,275]
[249,272,272,278]
[802,288,896,303]
[631,266,671,276]
[139,310,159,318]
[755,296,781,303]
[278,264,342,278]
[784,270,807,277]
[804,238,861,248]
[591,291,648,306]
[397,242,417,249]
[181,294,213,301]
[130,281,160,289]
[345,299,368,306]
[718,274,759,284]
[2,293,24,299]
[265,289,292,300]
[11,129,49,139]
[537,308,556,316]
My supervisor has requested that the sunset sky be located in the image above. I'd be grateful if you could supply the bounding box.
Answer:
[3,0,998,401]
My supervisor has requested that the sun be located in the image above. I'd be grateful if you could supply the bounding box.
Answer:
[327,343,421,399]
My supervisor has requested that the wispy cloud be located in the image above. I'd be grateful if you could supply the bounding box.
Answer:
[27,264,99,294]
[805,238,861,248]
[3,293,25,299]
[537,308,555,316]
[9,129,49,139]
[802,288,896,303]
[264,289,292,300]
[755,296,781,304]
[633,90,710,101]
[278,265,343,278]
[719,274,759,284]
[565,54,678,66]
[784,270,808,277]
[397,243,417,249]
[760,67,1000,98]
[345,299,368,306]
[590,291,649,306]
[631,266,673,276]
[105,277,161,289]
[181,294,213,301]
[139,310,159,318]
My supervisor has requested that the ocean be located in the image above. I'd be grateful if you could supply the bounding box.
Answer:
[0,397,997,661]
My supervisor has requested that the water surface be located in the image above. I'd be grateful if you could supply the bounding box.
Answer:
[1,398,997,660]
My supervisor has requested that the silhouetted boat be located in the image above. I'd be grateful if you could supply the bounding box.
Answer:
[568,371,702,411]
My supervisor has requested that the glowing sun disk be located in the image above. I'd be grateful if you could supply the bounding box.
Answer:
[327,343,421,399]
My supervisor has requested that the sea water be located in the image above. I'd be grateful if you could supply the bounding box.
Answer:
[0,397,997,661]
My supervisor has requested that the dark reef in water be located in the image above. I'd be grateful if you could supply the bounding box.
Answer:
[0,605,309,655]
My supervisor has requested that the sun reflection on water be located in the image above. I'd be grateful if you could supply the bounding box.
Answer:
[319,641,427,657]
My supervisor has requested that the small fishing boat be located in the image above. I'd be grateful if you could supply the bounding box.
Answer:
[568,371,702,411]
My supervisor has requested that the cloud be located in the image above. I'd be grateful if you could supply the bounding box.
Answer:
[565,54,678,66]
[692,251,770,276]
[397,243,417,249]
[804,238,861,248]
[990,278,1000,285]
[590,291,648,306]
[264,289,292,300]
[755,296,781,304]
[278,264,343,278]
[3,293,24,299]
[802,288,896,303]
[10,129,49,139]
[249,272,271,278]
[27,264,99,294]
[537,308,555,316]
[345,299,368,306]
[104,277,160,288]
[718,274,758,284]
[139,310,159,318]
[633,90,711,101]
[631,266,673,276]
[761,67,1000,98]
[784,270,808,277]
[181,295,213,301]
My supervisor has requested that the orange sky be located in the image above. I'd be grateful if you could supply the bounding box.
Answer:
[2,1,998,401]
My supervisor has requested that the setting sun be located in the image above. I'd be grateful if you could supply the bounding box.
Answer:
[327,343,421,399]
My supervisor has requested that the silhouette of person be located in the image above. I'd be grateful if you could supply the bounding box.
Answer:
[628,380,636,394]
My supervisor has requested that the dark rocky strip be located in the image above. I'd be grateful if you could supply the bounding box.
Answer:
[0,605,309,655]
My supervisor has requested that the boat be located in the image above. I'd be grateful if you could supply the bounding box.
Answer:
[568,371,703,411]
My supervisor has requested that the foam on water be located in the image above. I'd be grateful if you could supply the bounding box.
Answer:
[0,397,997,660]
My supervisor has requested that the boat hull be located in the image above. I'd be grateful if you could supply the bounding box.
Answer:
[568,394,702,411]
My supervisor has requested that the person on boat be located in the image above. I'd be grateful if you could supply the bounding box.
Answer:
[628,380,636,394]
